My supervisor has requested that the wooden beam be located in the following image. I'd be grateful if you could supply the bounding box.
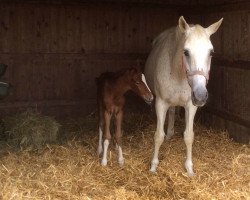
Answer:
[180,1,250,15]
[0,52,148,60]
[212,58,250,70]
[204,106,250,128]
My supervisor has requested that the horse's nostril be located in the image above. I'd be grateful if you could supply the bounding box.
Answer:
[205,92,208,100]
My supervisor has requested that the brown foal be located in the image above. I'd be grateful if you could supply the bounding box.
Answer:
[96,67,153,166]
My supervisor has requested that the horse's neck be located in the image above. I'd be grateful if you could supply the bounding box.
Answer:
[171,28,186,81]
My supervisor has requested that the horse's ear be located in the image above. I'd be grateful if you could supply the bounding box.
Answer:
[205,18,223,36]
[178,16,190,33]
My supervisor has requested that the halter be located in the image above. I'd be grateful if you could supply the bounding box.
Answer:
[182,56,210,85]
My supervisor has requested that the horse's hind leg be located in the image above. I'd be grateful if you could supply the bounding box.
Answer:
[101,111,112,166]
[184,102,197,176]
[166,106,175,140]
[150,97,169,172]
[114,110,124,166]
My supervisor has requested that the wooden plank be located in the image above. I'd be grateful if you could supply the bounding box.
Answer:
[181,1,250,15]
[65,6,81,52]
[201,112,250,144]
[212,58,250,70]
[204,107,250,129]
[0,4,10,53]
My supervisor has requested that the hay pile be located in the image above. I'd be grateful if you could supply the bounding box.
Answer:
[0,113,249,199]
[2,110,60,150]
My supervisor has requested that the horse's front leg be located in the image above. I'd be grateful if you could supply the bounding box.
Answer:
[184,102,197,176]
[115,110,124,166]
[101,111,112,166]
[166,106,175,140]
[150,97,169,172]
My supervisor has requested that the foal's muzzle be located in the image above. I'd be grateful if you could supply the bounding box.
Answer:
[191,87,208,107]
[144,95,154,105]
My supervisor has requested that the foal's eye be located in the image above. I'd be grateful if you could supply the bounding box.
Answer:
[184,49,190,57]
[135,81,140,85]
[209,50,214,57]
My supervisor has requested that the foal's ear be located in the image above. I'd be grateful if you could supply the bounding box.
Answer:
[128,67,140,75]
[205,18,223,36]
[178,16,190,33]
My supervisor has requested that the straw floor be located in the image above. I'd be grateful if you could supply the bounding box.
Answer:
[0,113,249,200]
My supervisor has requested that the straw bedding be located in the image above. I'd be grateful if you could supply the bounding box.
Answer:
[0,112,249,200]
[2,110,60,150]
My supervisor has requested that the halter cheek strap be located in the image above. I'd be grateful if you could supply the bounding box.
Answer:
[182,56,210,84]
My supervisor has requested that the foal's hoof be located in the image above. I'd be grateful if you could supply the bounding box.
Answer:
[101,159,107,166]
[118,158,124,166]
[187,171,196,177]
[149,166,157,173]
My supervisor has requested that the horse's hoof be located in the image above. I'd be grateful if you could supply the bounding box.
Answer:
[166,130,174,140]
[165,135,172,140]
[97,147,103,156]
[101,159,107,166]
[185,160,195,177]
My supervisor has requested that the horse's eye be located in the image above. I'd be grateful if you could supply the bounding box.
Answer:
[135,81,140,85]
[184,49,190,57]
[210,50,214,57]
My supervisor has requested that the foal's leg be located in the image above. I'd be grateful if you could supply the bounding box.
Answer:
[166,106,175,140]
[115,110,124,166]
[97,123,103,156]
[101,111,112,166]
[97,107,104,155]
[150,97,169,172]
[184,102,197,176]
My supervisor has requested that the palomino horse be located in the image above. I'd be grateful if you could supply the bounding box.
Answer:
[145,16,223,176]
[96,67,153,166]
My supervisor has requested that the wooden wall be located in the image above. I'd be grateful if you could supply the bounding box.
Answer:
[193,2,250,143]
[0,0,248,143]
[0,2,179,118]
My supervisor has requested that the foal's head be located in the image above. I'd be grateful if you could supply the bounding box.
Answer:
[126,68,153,104]
[179,16,223,107]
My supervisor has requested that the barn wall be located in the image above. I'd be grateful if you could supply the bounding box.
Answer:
[195,2,250,143]
[0,1,248,143]
[0,2,179,118]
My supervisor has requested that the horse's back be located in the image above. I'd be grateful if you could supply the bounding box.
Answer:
[145,27,176,96]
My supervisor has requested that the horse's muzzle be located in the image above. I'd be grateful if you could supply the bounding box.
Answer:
[191,87,208,107]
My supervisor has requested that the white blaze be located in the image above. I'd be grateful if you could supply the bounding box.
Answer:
[142,74,151,92]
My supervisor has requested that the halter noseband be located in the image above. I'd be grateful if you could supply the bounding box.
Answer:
[182,56,210,85]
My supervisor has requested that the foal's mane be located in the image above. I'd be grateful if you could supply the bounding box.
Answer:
[95,67,139,86]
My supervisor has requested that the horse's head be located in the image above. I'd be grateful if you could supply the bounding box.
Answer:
[179,16,223,107]
[127,68,154,104]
